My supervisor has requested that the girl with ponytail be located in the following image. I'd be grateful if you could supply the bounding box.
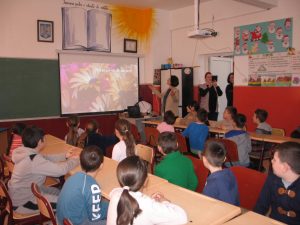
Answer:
[65,115,84,146]
[112,119,136,162]
[107,156,188,225]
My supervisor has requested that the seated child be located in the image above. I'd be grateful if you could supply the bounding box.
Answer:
[157,110,176,133]
[253,109,272,134]
[182,108,209,156]
[57,145,108,225]
[8,122,26,156]
[65,115,85,146]
[154,132,198,191]
[202,140,240,206]
[254,142,300,225]
[180,101,199,126]
[291,126,300,139]
[112,119,136,162]
[77,120,118,155]
[224,113,251,167]
[8,126,79,214]
[107,156,188,225]
[214,106,237,131]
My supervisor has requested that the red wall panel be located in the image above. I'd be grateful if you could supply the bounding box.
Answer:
[234,87,300,136]
[0,115,118,139]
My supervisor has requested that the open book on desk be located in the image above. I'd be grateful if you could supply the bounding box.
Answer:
[62,7,111,52]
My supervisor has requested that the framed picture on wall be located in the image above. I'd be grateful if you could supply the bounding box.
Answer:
[124,39,137,53]
[37,20,54,42]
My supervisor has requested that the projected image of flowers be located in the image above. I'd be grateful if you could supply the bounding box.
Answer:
[60,63,138,114]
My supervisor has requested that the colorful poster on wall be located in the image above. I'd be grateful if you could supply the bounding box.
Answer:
[248,51,300,87]
[234,18,293,56]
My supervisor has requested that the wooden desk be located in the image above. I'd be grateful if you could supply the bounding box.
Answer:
[223,211,286,225]
[70,156,168,199]
[44,134,65,145]
[248,132,300,144]
[143,182,241,225]
[0,128,8,155]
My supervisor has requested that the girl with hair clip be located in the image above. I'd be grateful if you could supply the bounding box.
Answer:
[107,156,188,225]
[65,115,84,146]
[112,119,136,162]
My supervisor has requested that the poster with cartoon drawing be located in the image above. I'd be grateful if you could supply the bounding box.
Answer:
[234,18,293,56]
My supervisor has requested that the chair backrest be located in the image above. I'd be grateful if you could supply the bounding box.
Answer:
[136,144,154,164]
[105,144,114,158]
[211,138,239,165]
[136,144,154,173]
[0,154,5,180]
[2,154,14,178]
[186,155,209,193]
[144,126,160,147]
[272,128,285,136]
[230,166,267,210]
[130,124,141,143]
[31,183,57,225]
[63,218,73,225]
[0,180,13,225]
[175,133,189,153]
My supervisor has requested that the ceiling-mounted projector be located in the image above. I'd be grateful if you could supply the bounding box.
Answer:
[188,29,218,38]
[188,0,218,39]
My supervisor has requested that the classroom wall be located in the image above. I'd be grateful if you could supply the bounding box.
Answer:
[0,0,171,84]
[169,0,300,135]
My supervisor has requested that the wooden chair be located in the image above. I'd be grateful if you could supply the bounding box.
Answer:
[105,144,114,158]
[144,126,160,147]
[2,154,14,179]
[211,138,239,166]
[272,128,285,136]
[175,133,189,153]
[31,183,57,225]
[0,180,40,225]
[186,155,209,193]
[63,218,73,225]
[130,123,141,143]
[136,144,154,173]
[230,166,267,210]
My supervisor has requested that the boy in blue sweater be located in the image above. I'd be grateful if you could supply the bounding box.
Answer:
[56,145,107,225]
[182,108,209,157]
[202,141,240,206]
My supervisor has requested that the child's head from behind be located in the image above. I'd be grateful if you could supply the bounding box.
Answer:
[116,156,148,225]
[86,120,99,134]
[233,113,247,129]
[80,145,103,173]
[164,110,176,125]
[12,123,26,136]
[197,108,208,123]
[67,115,80,128]
[272,142,300,177]
[115,119,135,157]
[158,132,178,155]
[223,106,237,121]
[203,141,226,168]
[22,126,44,150]
[187,101,199,112]
[253,109,268,124]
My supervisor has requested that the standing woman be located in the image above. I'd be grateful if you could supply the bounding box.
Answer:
[226,72,234,106]
[199,72,223,121]
[150,75,179,116]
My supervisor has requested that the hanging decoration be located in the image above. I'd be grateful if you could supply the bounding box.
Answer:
[109,5,156,50]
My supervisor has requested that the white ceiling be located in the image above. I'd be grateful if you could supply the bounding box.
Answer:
[99,0,211,10]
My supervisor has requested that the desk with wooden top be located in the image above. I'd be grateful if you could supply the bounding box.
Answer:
[143,182,241,225]
[223,211,286,225]
[43,134,242,225]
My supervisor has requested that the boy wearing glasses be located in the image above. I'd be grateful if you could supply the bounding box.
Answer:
[255,142,300,225]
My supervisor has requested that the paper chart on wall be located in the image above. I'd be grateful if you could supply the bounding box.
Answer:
[248,51,300,87]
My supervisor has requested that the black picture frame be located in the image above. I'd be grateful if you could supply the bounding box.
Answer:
[37,20,54,42]
[124,38,137,53]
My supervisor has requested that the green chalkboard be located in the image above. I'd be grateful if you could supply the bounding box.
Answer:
[0,58,60,119]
